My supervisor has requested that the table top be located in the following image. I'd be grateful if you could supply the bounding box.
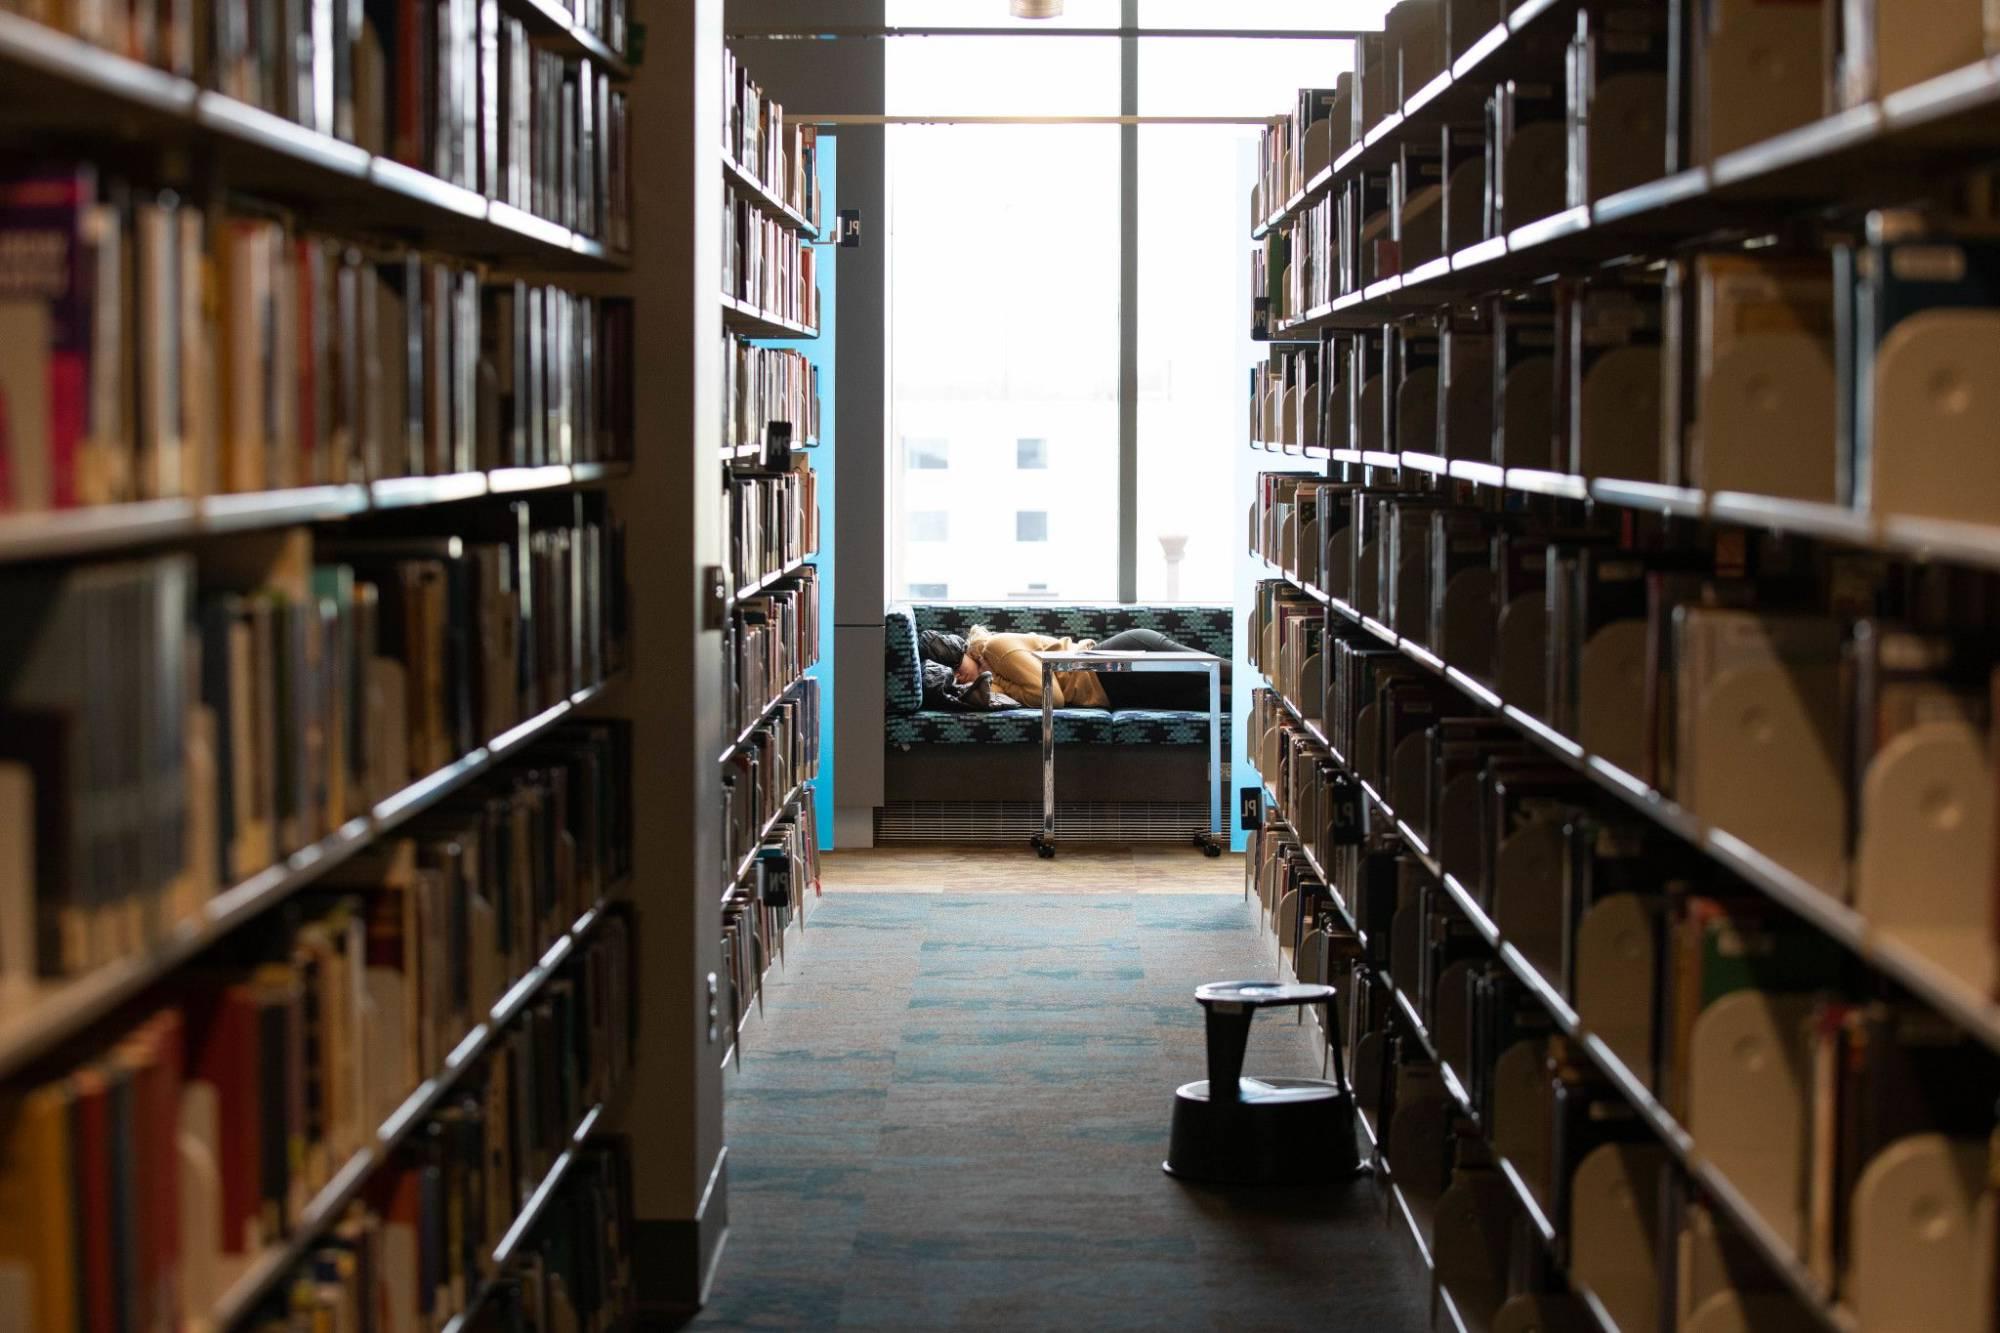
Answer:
[1031,650,1221,673]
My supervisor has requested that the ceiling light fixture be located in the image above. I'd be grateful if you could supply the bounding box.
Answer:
[1010,0,1063,16]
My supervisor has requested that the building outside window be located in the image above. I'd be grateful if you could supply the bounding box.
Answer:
[907,582,950,600]
[1016,438,1048,469]
[905,437,950,470]
[909,510,949,542]
[1016,511,1049,542]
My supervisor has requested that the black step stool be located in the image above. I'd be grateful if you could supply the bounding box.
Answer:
[1162,980,1359,1186]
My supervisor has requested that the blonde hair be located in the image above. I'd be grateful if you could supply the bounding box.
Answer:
[965,625,996,662]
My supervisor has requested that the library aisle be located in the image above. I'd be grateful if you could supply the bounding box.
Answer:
[696,851,1426,1332]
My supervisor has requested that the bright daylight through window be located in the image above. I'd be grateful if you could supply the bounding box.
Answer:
[886,2,1375,604]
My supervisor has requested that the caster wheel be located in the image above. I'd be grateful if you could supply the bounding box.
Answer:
[1031,836,1055,859]
[1203,843,1222,858]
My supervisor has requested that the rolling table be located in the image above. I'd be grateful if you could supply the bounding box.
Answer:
[1030,649,1224,859]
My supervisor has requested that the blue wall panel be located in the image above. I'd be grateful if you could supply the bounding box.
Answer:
[755,137,838,850]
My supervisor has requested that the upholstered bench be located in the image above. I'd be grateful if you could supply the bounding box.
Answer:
[881,603,1233,822]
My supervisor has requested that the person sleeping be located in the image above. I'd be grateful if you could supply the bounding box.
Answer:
[960,625,1229,711]
[960,627,1109,709]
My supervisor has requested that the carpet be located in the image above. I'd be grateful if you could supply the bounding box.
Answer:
[693,886,1429,1331]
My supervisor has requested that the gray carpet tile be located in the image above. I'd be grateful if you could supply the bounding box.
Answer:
[695,891,1430,1331]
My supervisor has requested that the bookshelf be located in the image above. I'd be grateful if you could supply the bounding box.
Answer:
[0,465,631,566]
[0,14,627,270]
[716,47,825,1073]
[1242,5,2000,1332]
[0,2,643,1330]
[203,897,626,1330]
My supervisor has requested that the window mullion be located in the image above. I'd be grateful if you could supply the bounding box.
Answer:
[1117,0,1139,603]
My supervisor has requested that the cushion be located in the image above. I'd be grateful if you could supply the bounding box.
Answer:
[885,606,922,716]
[1107,709,1233,747]
[884,708,1233,748]
[886,708,1113,747]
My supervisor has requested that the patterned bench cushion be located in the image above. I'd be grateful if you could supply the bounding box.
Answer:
[885,606,922,717]
[887,708,1114,747]
[1106,709,1233,747]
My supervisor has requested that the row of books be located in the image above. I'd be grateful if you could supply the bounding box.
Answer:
[1257,202,2000,525]
[0,6,631,246]
[1248,654,2000,1333]
[0,728,632,1333]
[1248,347,1320,448]
[304,1137,639,1333]
[1254,0,2000,234]
[0,166,634,514]
[484,279,634,476]
[728,569,820,740]
[726,462,818,592]
[242,918,635,1333]
[725,186,819,330]
[721,785,818,1064]
[725,343,821,456]
[1253,87,1342,222]
[721,47,823,230]
[451,1139,635,1333]
[0,500,627,981]
[1251,228,1284,344]
[722,678,820,879]
[1247,469,2000,995]
[480,26,626,246]
[1250,787,1799,1333]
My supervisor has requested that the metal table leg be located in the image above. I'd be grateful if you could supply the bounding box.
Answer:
[1193,661,1223,857]
[1033,663,1056,858]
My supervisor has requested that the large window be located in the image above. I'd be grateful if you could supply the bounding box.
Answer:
[887,3,1380,604]
[888,13,1118,602]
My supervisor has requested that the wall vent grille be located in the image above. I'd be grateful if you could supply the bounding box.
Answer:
[875,800,1223,844]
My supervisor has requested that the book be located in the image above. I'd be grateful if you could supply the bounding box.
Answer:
[0,555,193,976]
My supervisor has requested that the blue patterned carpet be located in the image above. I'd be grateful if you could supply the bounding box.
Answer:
[694,892,1428,1331]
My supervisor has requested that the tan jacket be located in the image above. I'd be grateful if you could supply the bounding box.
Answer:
[969,630,1110,709]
